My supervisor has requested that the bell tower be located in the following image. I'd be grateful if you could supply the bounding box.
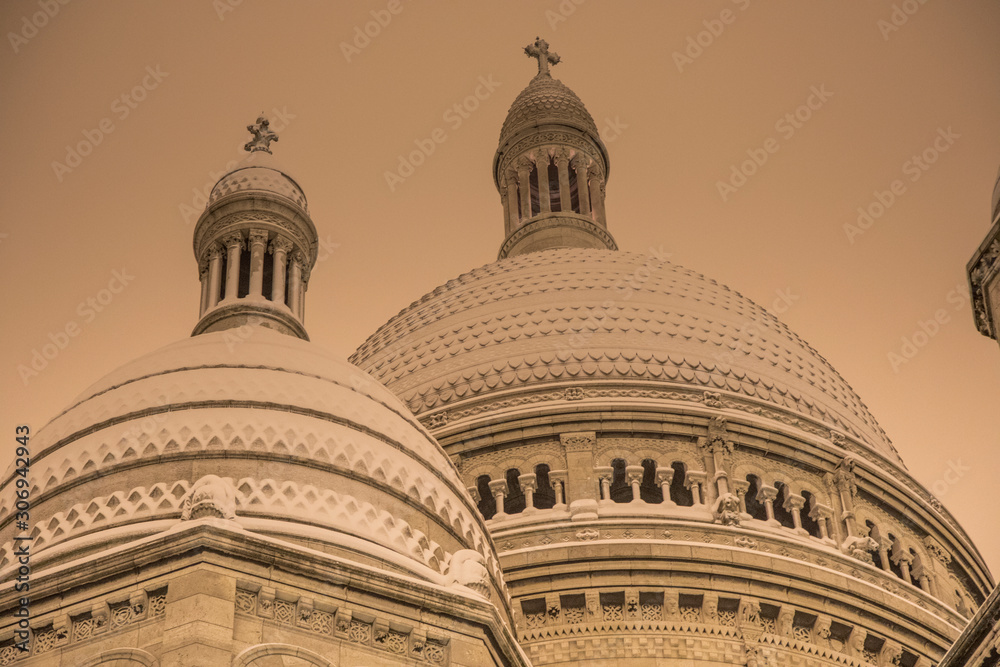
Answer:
[192,115,318,340]
[493,37,616,259]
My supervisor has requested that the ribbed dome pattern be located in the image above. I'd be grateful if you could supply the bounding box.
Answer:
[352,249,901,465]
[499,74,599,147]
[208,151,308,211]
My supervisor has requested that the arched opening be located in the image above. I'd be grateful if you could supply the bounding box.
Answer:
[910,548,926,587]
[476,475,495,520]
[610,458,631,503]
[866,521,884,568]
[800,490,821,538]
[548,161,561,211]
[262,248,274,300]
[218,255,228,301]
[528,165,541,217]
[669,462,693,506]
[772,481,795,529]
[745,475,768,520]
[534,464,556,509]
[639,459,662,503]
[237,246,252,298]
[568,167,580,213]
[504,469,525,514]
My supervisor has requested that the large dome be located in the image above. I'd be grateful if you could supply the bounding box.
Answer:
[0,327,506,603]
[352,248,902,466]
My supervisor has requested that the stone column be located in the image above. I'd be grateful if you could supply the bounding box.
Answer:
[288,252,304,318]
[832,457,859,538]
[589,166,606,225]
[207,244,223,309]
[571,154,591,216]
[813,504,835,542]
[519,473,537,512]
[626,465,644,503]
[516,156,533,221]
[555,148,571,212]
[876,538,890,572]
[247,229,269,298]
[488,479,508,520]
[686,471,706,506]
[786,494,808,535]
[732,479,750,516]
[549,470,568,508]
[299,269,309,321]
[505,169,520,228]
[269,237,293,305]
[198,264,210,316]
[656,467,676,507]
[759,485,779,525]
[222,232,244,301]
[595,467,613,504]
[537,152,552,213]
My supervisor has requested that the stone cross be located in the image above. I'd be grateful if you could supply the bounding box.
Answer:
[244,114,278,153]
[525,37,560,76]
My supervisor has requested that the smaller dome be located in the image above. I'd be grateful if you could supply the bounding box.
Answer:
[208,149,308,211]
[499,73,599,147]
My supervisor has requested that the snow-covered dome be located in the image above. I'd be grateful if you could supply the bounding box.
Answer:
[352,248,902,466]
[0,328,505,601]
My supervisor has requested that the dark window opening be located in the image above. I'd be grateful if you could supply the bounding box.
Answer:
[773,481,795,529]
[639,459,662,503]
[610,458,631,503]
[669,461,693,506]
[569,168,580,213]
[476,475,496,520]
[534,464,556,509]
[866,521,884,569]
[261,247,273,300]
[887,534,905,579]
[547,162,561,211]
[801,490,822,538]
[237,247,252,298]
[218,255,228,301]
[745,475,767,521]
[529,166,541,217]
[504,469,525,514]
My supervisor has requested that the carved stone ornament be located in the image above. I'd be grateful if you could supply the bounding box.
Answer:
[445,549,490,598]
[245,114,279,154]
[712,492,741,527]
[842,534,878,564]
[180,474,238,521]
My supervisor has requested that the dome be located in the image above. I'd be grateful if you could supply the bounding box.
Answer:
[498,73,599,148]
[0,327,505,601]
[352,248,902,466]
[208,149,308,211]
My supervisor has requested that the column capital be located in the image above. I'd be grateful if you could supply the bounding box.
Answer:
[488,479,508,495]
[654,466,674,485]
[570,152,589,170]
[269,236,294,255]
[685,470,707,488]
[625,465,644,485]
[757,485,778,502]
[548,469,568,485]
[221,231,245,249]
[248,229,269,246]
[811,502,834,520]
[784,493,806,512]
[553,146,571,164]
[518,472,538,493]
[515,154,534,172]
[208,243,224,259]
[466,486,480,504]
[732,478,750,495]
[593,466,613,482]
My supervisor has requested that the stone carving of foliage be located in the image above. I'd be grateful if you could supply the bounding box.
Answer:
[525,612,546,629]
[718,610,737,626]
[563,606,585,623]
[148,592,166,617]
[641,603,663,622]
[424,644,446,663]
[309,610,334,635]
[603,604,624,622]
[679,605,701,622]
[375,630,408,654]
[347,620,372,645]
[33,628,56,653]
[761,617,776,633]
[235,589,257,614]
[793,625,811,641]
[0,646,17,665]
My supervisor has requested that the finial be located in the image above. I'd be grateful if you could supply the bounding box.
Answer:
[244,113,278,154]
[524,36,560,77]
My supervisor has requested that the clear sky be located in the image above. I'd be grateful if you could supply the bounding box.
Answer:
[2,1,998,577]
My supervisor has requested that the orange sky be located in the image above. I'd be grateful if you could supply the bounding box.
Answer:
[2,1,999,576]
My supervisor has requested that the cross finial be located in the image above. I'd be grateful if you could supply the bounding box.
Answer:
[524,36,560,77]
[244,113,278,154]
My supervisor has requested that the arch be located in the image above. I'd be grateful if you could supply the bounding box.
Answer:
[745,474,767,521]
[639,459,662,503]
[528,162,541,217]
[476,474,496,520]
[547,159,562,211]
[784,478,831,508]
[610,458,631,503]
[79,648,159,667]
[669,461,693,506]
[504,468,525,514]
[232,643,335,667]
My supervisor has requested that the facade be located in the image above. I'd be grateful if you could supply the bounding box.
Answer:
[0,39,994,666]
